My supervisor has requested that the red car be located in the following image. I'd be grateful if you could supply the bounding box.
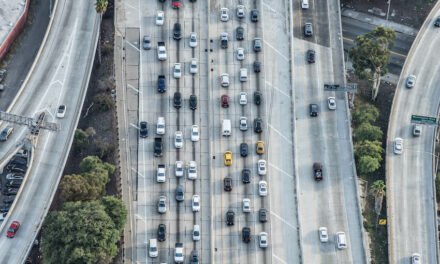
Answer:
[7,221,20,238]
[172,0,181,8]
[221,94,230,108]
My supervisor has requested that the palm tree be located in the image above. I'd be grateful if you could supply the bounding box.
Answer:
[370,180,386,227]
[95,0,108,14]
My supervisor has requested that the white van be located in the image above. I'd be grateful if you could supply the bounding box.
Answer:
[222,119,231,136]
[239,68,247,82]
[336,232,347,249]
[149,238,158,257]
[302,0,309,9]
[157,117,165,135]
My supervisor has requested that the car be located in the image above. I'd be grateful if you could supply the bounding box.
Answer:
[313,162,323,181]
[394,137,403,154]
[221,94,230,107]
[224,177,232,191]
[3,188,18,196]
[336,231,347,249]
[172,0,181,8]
[5,173,23,181]
[304,23,313,36]
[173,63,182,78]
[157,42,167,60]
[240,117,248,131]
[156,11,164,26]
[224,151,232,166]
[175,161,184,177]
[253,38,262,52]
[242,227,251,243]
[236,26,244,40]
[221,73,230,87]
[254,117,263,133]
[157,195,167,213]
[193,225,200,241]
[189,95,197,110]
[258,181,268,196]
[56,105,67,118]
[255,141,265,155]
[318,227,329,242]
[220,32,229,48]
[259,232,268,248]
[239,68,247,82]
[173,22,182,40]
[243,198,251,212]
[259,208,268,222]
[406,74,416,88]
[251,9,259,22]
[191,125,199,141]
[254,61,261,73]
[242,169,251,183]
[3,197,15,204]
[190,58,198,74]
[327,97,336,110]
[157,164,166,182]
[258,159,267,175]
[309,103,318,117]
[413,124,422,136]
[139,121,148,138]
[411,253,421,264]
[192,195,200,212]
[190,250,199,264]
[226,210,235,225]
[174,92,182,108]
[220,8,229,21]
[156,116,165,134]
[307,49,315,63]
[142,35,151,50]
[237,5,245,18]
[174,243,184,263]
[0,69,6,82]
[175,131,183,149]
[154,138,163,157]
[237,47,245,61]
[176,185,184,201]
[0,127,14,141]
[189,32,197,48]
[6,221,20,238]
[158,75,166,93]
[435,16,440,27]
[254,91,262,105]
[240,143,248,157]
[0,206,10,213]
[239,92,247,105]
[157,224,166,241]
[6,180,22,188]
[188,161,197,180]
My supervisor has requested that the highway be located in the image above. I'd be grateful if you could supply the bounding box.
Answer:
[386,3,440,264]
[0,0,99,262]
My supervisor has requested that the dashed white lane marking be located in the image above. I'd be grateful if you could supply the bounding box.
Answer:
[271,211,297,230]
[265,81,291,98]
[268,123,293,145]
[269,163,293,180]
[126,40,140,52]
[263,40,289,61]
[273,253,288,264]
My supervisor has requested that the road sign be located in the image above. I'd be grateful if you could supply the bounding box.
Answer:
[411,115,437,125]
[323,83,357,92]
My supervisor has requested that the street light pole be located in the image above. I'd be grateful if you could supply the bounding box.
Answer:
[386,0,392,21]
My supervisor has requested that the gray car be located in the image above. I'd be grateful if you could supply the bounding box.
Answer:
[157,195,167,214]
[142,35,151,50]
[176,185,184,201]
[304,23,313,37]
[0,127,13,141]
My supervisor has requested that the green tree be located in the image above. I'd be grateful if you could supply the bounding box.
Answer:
[94,0,108,14]
[349,26,396,100]
[354,140,383,162]
[80,155,114,174]
[355,122,383,142]
[357,155,381,175]
[59,174,90,201]
[352,103,379,125]
[370,180,386,226]
[100,196,127,232]
[74,129,89,151]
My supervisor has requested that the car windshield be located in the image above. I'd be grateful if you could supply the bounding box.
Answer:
[58,107,65,113]
[176,253,182,257]
[8,228,14,233]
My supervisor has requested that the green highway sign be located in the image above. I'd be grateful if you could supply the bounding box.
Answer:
[411,115,437,125]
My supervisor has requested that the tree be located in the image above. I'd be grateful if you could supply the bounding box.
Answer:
[80,155,114,174]
[357,155,381,175]
[349,26,396,100]
[355,122,383,142]
[352,103,379,125]
[74,129,89,151]
[370,180,386,226]
[94,139,115,160]
[59,174,90,201]
[94,0,108,14]
[354,140,383,162]
[100,196,127,232]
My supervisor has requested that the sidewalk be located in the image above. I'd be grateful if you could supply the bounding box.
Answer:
[342,9,418,36]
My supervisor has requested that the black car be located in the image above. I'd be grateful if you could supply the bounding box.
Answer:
[242,169,250,183]
[224,177,232,191]
[3,197,14,204]
[253,38,262,52]
[240,143,248,157]
[158,75,166,93]
[173,22,182,40]
[259,208,268,223]
[6,180,22,188]
[139,121,148,138]
[3,188,18,196]
[0,206,10,213]
[251,9,259,22]
[189,95,197,110]
[304,23,313,37]
[253,61,261,73]
[9,158,26,166]
[9,166,26,174]
[236,26,244,40]
[307,49,315,63]
[242,227,251,243]
[254,118,263,133]
[190,250,199,264]
[176,184,184,201]
[435,16,440,27]
[154,138,163,157]
[157,224,166,242]
[309,104,318,117]
[0,127,13,142]
[174,91,182,109]
[226,210,235,225]
[254,91,262,105]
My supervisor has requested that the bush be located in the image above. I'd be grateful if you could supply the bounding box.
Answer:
[355,140,384,162]
[352,103,379,125]
[74,129,89,151]
[94,94,113,112]
[357,155,381,175]
[94,139,115,160]
[355,122,383,142]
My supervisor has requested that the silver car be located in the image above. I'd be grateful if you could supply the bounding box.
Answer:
[157,196,167,214]
[239,117,248,131]
[406,75,416,88]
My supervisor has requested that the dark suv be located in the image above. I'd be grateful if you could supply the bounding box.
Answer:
[253,61,261,73]
[158,75,166,93]
[158,224,166,242]
[226,210,235,225]
[174,92,182,109]
[254,91,262,105]
[236,26,244,40]
[259,208,268,222]
[240,143,248,157]
[309,104,318,117]
[242,227,251,243]
[139,121,148,138]
[224,177,232,191]
[307,49,315,63]
[189,95,197,110]
[242,169,250,183]
[254,118,263,133]
[251,9,259,22]
[304,23,313,37]
[173,22,182,40]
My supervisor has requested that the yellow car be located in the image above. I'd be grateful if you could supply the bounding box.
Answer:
[256,141,265,155]
[224,151,232,166]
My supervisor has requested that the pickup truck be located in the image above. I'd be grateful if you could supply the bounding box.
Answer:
[154,138,163,157]
[313,162,323,181]
[157,42,167,61]
[158,75,166,93]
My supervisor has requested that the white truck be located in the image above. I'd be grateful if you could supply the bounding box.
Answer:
[222,119,231,136]
[157,42,167,61]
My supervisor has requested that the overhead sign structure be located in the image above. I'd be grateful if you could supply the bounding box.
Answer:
[323,83,358,93]
[411,115,437,125]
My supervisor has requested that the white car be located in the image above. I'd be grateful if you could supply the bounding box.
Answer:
[236,5,245,18]
[336,231,347,249]
[157,43,167,60]
[258,181,268,196]
[221,73,230,87]
[156,11,164,26]
[239,117,248,131]
[157,165,166,183]
[175,131,183,149]
[193,225,200,241]
[6,173,24,180]
[190,58,198,74]
[413,124,422,136]
[327,97,336,110]
[175,161,184,177]
[318,227,329,242]
[156,116,165,135]
[259,232,268,248]
[157,195,167,214]
[189,32,197,48]
[174,243,184,263]
[188,161,197,180]
[258,160,267,175]
[56,105,66,118]
[406,74,416,88]
[220,8,229,21]
[237,47,245,60]
[173,63,182,79]
[394,137,403,155]
[243,198,251,213]
[411,253,421,264]
[192,194,200,212]
[191,125,199,141]
[239,92,247,105]
[149,239,158,258]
